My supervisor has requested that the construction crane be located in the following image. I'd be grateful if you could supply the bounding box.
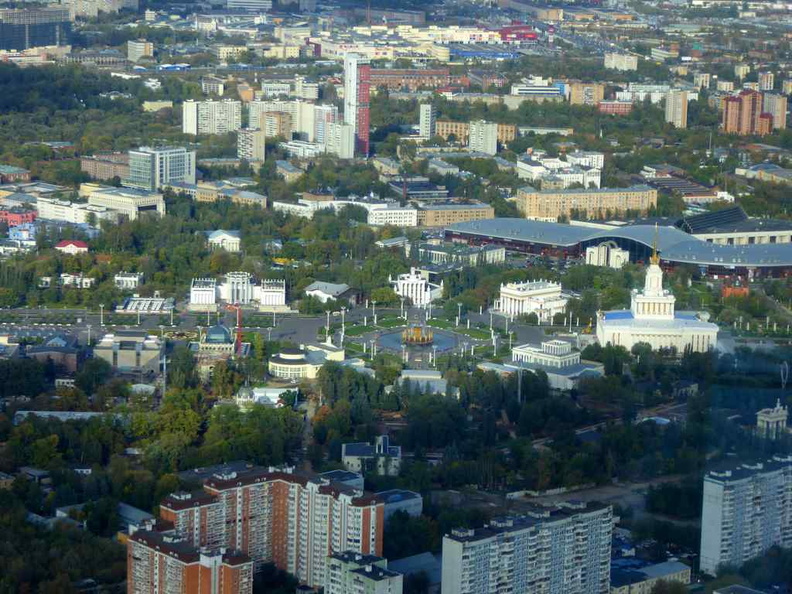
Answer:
[224,303,244,357]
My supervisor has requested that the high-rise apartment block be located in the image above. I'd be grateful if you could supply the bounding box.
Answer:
[314,104,339,147]
[604,53,637,71]
[326,552,403,594]
[128,530,254,594]
[665,90,689,129]
[263,111,293,139]
[326,122,356,159]
[140,466,384,590]
[700,456,792,576]
[758,71,775,91]
[183,99,242,136]
[734,64,750,79]
[569,82,605,106]
[721,90,771,135]
[0,8,71,51]
[693,73,711,89]
[344,53,371,156]
[125,146,196,191]
[468,120,498,155]
[127,39,153,62]
[763,93,788,130]
[441,503,613,594]
[237,128,266,163]
[419,103,437,139]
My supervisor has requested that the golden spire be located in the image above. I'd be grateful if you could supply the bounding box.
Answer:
[650,223,660,265]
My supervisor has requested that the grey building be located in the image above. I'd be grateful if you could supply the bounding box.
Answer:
[441,503,613,594]
[700,456,792,576]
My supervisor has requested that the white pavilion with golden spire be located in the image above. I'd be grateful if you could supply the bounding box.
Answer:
[596,227,719,353]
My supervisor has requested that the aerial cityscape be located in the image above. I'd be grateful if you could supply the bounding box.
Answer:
[0,0,790,592]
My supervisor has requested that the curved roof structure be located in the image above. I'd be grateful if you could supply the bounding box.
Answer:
[446,218,792,269]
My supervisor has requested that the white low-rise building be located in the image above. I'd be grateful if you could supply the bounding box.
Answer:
[597,252,718,353]
[259,279,288,312]
[114,272,144,290]
[390,267,443,307]
[496,280,568,323]
[585,243,629,268]
[510,340,603,391]
[304,281,354,304]
[206,229,241,252]
[368,205,419,227]
[189,278,218,312]
[342,435,402,477]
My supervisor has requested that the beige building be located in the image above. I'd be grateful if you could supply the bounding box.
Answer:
[237,127,266,163]
[94,330,163,374]
[665,90,689,129]
[127,39,153,62]
[84,185,166,220]
[435,121,516,144]
[80,153,130,181]
[417,201,495,227]
[569,82,605,106]
[763,93,788,130]
[516,185,657,221]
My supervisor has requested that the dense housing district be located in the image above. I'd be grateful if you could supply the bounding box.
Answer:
[0,0,791,592]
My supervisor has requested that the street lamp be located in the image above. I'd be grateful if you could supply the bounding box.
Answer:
[159,324,165,339]
[372,301,377,326]
[86,324,92,346]
[457,303,462,327]
[99,303,104,327]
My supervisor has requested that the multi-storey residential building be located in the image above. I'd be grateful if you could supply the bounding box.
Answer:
[762,93,788,130]
[263,111,293,139]
[441,503,613,594]
[693,73,711,89]
[154,466,384,589]
[665,90,689,129]
[369,68,451,91]
[568,82,605,106]
[734,64,750,79]
[80,152,130,181]
[419,103,436,139]
[721,90,768,136]
[597,101,633,115]
[248,99,315,140]
[326,122,356,159]
[127,39,153,62]
[468,120,498,155]
[435,121,516,145]
[314,104,339,147]
[368,205,419,227]
[326,552,403,594]
[237,128,266,163]
[699,456,792,576]
[604,53,637,71]
[344,53,371,156]
[516,185,657,221]
[416,201,495,227]
[758,71,775,91]
[201,76,225,96]
[125,146,196,190]
[127,530,254,594]
[183,99,242,136]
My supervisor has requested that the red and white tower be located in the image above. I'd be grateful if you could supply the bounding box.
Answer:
[343,53,371,156]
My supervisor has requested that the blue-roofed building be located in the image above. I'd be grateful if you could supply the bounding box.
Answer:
[342,435,402,477]
[444,218,792,277]
[376,489,423,519]
[597,251,719,354]
[510,340,604,391]
[611,560,691,594]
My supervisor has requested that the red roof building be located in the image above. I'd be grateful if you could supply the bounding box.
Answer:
[55,240,89,255]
